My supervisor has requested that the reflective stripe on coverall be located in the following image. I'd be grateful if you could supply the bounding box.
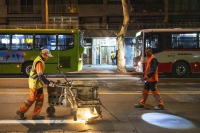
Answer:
[140,54,164,106]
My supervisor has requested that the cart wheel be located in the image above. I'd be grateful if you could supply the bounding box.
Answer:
[72,111,77,121]
[46,106,55,115]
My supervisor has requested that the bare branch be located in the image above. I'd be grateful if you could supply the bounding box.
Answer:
[114,31,119,36]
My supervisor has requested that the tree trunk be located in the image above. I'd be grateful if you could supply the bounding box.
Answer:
[116,0,130,73]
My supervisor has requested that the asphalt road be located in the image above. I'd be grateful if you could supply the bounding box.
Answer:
[0,75,200,133]
[0,73,200,78]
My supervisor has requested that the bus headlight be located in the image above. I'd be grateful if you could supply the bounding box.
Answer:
[138,61,141,65]
[79,58,82,62]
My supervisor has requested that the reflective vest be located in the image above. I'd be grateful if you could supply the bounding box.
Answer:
[144,54,158,82]
[111,53,115,59]
[29,55,45,89]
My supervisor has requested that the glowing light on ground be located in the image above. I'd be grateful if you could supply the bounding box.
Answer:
[142,113,194,129]
[78,108,99,121]
[85,110,93,118]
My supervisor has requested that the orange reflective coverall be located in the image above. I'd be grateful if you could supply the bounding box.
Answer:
[140,54,164,106]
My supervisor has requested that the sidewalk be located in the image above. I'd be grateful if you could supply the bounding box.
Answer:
[69,64,140,75]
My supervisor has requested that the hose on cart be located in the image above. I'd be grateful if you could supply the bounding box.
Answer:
[57,67,70,84]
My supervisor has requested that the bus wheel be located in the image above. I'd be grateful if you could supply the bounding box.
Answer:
[22,62,32,77]
[172,62,190,77]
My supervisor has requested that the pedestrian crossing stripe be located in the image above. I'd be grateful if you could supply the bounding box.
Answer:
[0,120,85,124]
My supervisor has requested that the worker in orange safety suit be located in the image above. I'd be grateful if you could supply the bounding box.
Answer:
[16,49,55,119]
[135,47,164,110]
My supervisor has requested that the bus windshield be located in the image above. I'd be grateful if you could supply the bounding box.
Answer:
[133,35,142,65]
[79,32,84,47]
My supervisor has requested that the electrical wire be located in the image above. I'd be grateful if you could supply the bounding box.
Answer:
[101,104,120,121]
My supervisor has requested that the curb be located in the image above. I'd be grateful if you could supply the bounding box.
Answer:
[65,72,143,75]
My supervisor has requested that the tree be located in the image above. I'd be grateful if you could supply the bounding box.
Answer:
[115,0,130,73]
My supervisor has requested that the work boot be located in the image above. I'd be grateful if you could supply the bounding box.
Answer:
[154,105,164,110]
[16,110,27,120]
[32,114,45,120]
[134,104,144,108]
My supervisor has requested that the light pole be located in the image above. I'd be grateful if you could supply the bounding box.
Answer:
[45,0,49,29]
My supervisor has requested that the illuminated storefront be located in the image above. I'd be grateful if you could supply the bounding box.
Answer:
[83,37,135,65]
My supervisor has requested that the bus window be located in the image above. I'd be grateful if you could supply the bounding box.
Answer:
[35,35,56,50]
[0,35,10,50]
[58,35,74,50]
[12,34,33,50]
[145,33,164,55]
[171,33,197,49]
[135,36,142,57]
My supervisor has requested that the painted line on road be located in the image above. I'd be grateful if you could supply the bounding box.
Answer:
[1,91,200,95]
[0,92,32,94]
[99,91,200,94]
[0,120,85,124]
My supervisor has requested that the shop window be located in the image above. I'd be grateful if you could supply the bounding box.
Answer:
[107,0,122,4]
[80,17,101,23]
[108,16,123,23]
[35,35,56,50]
[78,0,103,4]
[21,0,33,13]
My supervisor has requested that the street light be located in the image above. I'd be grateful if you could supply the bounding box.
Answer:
[45,0,49,29]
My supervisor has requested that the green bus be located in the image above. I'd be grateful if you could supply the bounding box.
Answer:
[0,29,84,77]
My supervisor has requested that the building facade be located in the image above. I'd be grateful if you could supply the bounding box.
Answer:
[0,0,200,65]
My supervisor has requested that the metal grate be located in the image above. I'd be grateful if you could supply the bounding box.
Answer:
[59,56,71,68]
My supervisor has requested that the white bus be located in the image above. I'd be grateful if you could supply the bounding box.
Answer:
[134,29,200,77]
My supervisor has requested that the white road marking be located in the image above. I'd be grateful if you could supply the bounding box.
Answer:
[0,77,141,80]
[99,91,200,94]
[0,120,85,124]
[0,91,200,95]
